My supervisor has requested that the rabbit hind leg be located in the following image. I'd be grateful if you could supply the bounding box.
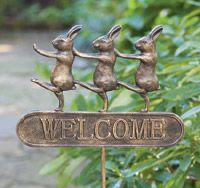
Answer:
[54,92,64,112]
[31,78,61,93]
[117,81,150,112]
[140,93,150,112]
[98,92,108,113]
[31,78,64,112]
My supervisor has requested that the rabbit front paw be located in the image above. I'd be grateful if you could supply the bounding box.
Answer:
[31,78,39,83]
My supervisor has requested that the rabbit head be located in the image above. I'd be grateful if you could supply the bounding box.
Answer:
[135,25,163,52]
[52,25,82,51]
[92,25,121,51]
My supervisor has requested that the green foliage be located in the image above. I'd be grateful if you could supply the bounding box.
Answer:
[35,63,51,79]
[0,0,121,29]
[34,1,200,187]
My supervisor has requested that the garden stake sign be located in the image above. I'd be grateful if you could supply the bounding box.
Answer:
[17,25,184,188]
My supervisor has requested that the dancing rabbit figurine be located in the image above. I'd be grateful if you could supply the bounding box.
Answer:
[73,25,122,112]
[32,25,82,111]
[116,25,163,112]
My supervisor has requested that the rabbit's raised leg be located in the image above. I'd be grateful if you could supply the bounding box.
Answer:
[140,93,150,112]
[117,81,145,93]
[31,78,61,93]
[54,92,64,112]
[117,81,150,112]
[31,78,64,111]
[74,80,103,93]
[98,92,108,112]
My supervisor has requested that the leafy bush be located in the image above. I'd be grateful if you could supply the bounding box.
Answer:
[35,1,200,188]
[0,0,122,29]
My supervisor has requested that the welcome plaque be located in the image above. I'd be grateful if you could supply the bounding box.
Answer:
[16,25,184,188]
[17,112,183,147]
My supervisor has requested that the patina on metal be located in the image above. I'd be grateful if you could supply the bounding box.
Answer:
[115,25,163,112]
[32,25,163,113]
[32,25,82,112]
[73,25,122,112]
[74,25,163,113]
[16,111,184,147]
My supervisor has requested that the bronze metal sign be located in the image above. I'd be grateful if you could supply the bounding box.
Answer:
[17,112,184,147]
[16,25,185,188]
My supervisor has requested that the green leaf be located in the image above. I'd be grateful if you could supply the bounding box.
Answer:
[158,64,193,75]
[164,169,186,188]
[57,171,71,188]
[111,179,123,188]
[39,153,68,176]
[35,63,51,79]
[72,94,87,111]
[179,155,192,172]
[163,83,200,101]
[122,150,185,178]
[127,14,144,30]
[187,0,200,6]
[135,178,151,188]
[76,159,100,185]
[180,9,200,25]
[124,152,135,168]
[175,41,199,56]
[178,65,200,86]
[190,164,200,180]
[154,171,171,183]
[181,105,200,120]
[109,89,133,110]
[164,155,192,188]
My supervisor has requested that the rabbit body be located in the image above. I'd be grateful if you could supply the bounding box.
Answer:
[133,26,163,93]
[92,26,122,92]
[135,55,159,92]
[51,51,75,90]
[94,52,117,91]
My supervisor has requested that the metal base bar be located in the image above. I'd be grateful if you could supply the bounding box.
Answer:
[101,146,106,188]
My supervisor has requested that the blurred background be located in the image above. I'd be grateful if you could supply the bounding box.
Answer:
[0,0,199,188]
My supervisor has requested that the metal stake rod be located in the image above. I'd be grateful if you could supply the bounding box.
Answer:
[101,146,106,188]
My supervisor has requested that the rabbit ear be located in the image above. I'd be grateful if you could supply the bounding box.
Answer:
[107,25,122,40]
[149,25,163,41]
[67,25,82,39]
